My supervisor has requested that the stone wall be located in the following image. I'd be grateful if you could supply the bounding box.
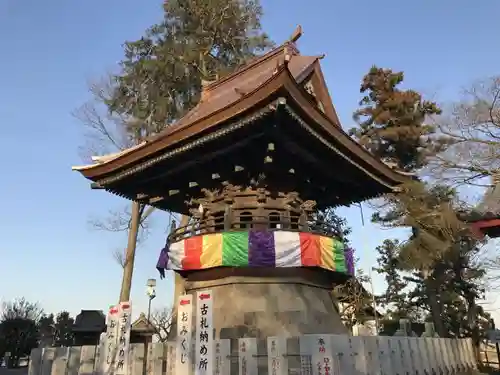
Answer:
[181,272,348,339]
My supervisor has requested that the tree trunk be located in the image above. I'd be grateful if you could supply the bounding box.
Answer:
[119,201,141,302]
[424,278,446,337]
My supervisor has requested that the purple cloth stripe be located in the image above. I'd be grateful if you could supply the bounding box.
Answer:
[156,245,169,278]
[344,247,355,275]
[248,230,275,267]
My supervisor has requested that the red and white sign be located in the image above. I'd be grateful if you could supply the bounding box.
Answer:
[115,301,132,375]
[176,294,193,375]
[309,335,333,375]
[195,290,213,375]
[101,305,120,374]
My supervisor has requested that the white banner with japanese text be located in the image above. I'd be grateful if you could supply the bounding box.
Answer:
[238,338,257,375]
[176,294,193,375]
[100,305,120,375]
[195,290,213,375]
[115,302,132,375]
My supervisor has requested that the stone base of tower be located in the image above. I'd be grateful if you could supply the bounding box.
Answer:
[177,267,349,339]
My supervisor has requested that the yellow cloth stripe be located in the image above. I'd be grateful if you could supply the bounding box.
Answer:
[200,233,223,268]
[319,236,335,271]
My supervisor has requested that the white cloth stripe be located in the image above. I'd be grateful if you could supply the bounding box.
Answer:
[168,241,185,269]
[274,231,302,267]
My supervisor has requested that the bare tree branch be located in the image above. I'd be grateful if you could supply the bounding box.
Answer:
[334,269,373,331]
[75,75,158,267]
[428,76,500,186]
[1,298,44,322]
[150,306,174,342]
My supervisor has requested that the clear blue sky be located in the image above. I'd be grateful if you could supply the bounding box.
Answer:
[1,0,499,321]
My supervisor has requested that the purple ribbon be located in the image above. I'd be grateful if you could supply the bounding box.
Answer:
[344,247,355,276]
[156,243,169,279]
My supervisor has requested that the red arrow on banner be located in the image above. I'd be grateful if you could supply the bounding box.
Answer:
[109,307,119,315]
[121,302,130,309]
[180,299,191,305]
[199,293,211,300]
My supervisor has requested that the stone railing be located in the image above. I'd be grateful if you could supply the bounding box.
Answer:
[29,335,478,375]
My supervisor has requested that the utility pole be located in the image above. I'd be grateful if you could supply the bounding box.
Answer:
[119,201,141,302]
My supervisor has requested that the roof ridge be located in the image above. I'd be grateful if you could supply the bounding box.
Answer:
[204,41,299,92]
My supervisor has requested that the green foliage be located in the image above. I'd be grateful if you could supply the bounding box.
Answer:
[350,66,443,172]
[373,239,415,320]
[373,187,488,338]
[375,182,467,270]
[0,299,76,365]
[309,207,352,243]
[0,318,38,366]
[0,298,44,367]
[54,311,74,347]
[349,65,488,339]
[107,0,273,140]
[38,313,55,346]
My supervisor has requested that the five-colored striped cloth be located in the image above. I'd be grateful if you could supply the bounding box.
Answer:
[156,230,355,276]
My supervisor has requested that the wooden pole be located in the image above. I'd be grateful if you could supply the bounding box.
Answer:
[173,215,188,300]
[166,215,188,341]
[119,201,141,302]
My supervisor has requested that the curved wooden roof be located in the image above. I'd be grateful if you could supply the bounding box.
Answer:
[73,42,410,189]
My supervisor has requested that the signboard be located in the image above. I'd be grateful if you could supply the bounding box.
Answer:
[310,335,333,375]
[101,305,120,374]
[299,336,312,375]
[115,301,132,375]
[176,294,193,375]
[195,290,214,375]
[214,339,230,375]
[267,336,287,375]
[238,338,257,375]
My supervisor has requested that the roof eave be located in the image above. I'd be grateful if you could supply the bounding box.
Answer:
[278,70,411,188]
[75,67,294,181]
[77,65,409,191]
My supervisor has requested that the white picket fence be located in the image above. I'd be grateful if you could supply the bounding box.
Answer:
[28,335,478,375]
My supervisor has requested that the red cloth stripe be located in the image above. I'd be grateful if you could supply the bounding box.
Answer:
[182,236,203,270]
[299,232,321,266]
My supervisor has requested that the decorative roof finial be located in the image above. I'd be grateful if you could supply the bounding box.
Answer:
[289,25,303,43]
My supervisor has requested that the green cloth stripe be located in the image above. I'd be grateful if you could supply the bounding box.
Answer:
[222,232,249,266]
[333,239,346,272]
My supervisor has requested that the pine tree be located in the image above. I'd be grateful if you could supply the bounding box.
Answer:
[373,239,413,319]
[88,0,273,301]
[350,66,488,337]
[350,66,442,172]
[309,207,352,243]
[53,312,74,347]
[107,0,273,138]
